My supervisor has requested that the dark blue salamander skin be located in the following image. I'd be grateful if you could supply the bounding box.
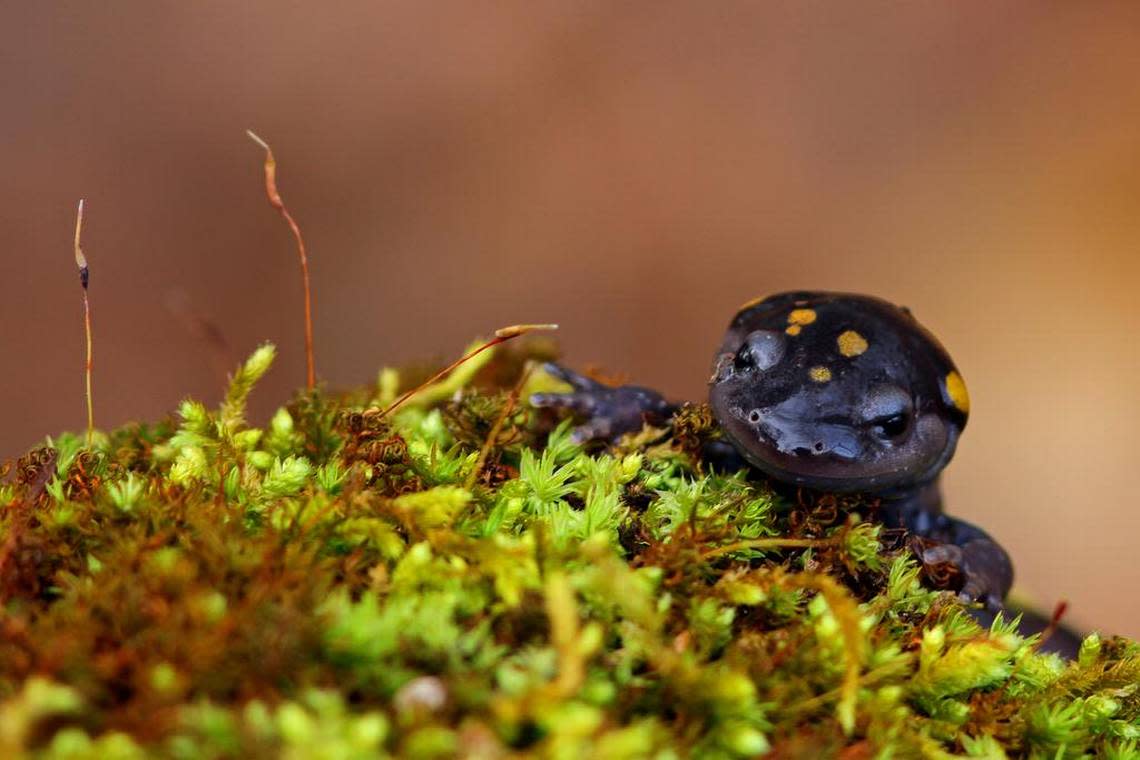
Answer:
[533,291,1080,655]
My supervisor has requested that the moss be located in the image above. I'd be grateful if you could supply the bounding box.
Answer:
[1,342,1137,759]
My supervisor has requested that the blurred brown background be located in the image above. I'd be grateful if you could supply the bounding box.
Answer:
[2,2,1139,636]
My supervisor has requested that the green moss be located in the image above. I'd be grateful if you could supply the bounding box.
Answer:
[1,342,1137,759]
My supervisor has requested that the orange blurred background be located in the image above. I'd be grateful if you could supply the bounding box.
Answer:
[2,2,1139,636]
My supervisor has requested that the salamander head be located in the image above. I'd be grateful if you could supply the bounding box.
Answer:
[708,291,969,493]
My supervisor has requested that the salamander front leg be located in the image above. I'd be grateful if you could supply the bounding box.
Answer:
[530,363,675,443]
[921,534,1014,612]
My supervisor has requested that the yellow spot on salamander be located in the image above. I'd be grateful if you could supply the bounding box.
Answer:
[837,330,868,357]
[787,308,817,327]
[785,324,802,336]
[945,371,970,413]
[809,366,832,383]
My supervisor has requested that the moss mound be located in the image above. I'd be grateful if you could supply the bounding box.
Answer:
[1,341,1137,759]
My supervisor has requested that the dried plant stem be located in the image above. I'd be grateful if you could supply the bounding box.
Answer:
[74,199,94,447]
[246,130,316,390]
[1035,600,1070,652]
[465,363,534,490]
[164,290,234,384]
[376,324,558,422]
[82,292,93,446]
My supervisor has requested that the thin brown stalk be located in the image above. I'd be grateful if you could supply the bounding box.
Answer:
[374,324,557,422]
[73,199,94,447]
[464,363,535,490]
[247,130,316,390]
[164,290,234,384]
[1034,600,1070,652]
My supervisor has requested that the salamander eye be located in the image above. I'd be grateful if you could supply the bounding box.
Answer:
[859,385,914,442]
[871,412,910,440]
[734,330,786,372]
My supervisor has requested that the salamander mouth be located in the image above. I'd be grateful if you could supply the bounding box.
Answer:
[717,417,893,491]
[709,383,944,493]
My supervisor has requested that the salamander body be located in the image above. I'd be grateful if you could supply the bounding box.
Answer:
[534,291,1010,608]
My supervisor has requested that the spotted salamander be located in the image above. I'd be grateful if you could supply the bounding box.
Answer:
[531,291,1013,610]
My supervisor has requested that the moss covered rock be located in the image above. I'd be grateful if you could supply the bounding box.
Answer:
[0,341,1137,759]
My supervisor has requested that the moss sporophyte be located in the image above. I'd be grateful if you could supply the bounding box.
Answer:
[1,340,1138,759]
